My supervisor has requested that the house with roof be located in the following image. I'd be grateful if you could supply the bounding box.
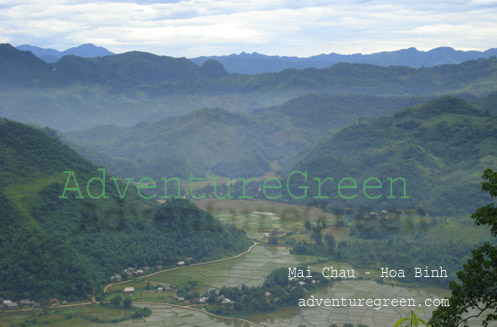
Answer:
[6,302,19,310]
[124,287,135,296]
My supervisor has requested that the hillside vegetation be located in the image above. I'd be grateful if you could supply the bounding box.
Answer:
[289,97,497,215]
[0,118,251,301]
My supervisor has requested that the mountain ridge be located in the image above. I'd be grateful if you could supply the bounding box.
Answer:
[191,46,497,74]
[0,118,251,300]
[16,43,114,62]
[289,96,497,216]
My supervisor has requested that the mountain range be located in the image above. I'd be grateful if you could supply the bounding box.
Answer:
[192,47,497,74]
[16,43,114,63]
[63,95,430,180]
[289,97,497,216]
[1,43,497,132]
[16,43,497,74]
[1,40,497,303]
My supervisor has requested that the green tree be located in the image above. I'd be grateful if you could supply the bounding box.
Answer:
[395,309,429,326]
[430,168,497,327]
[324,234,336,251]
[311,228,323,246]
[304,221,311,230]
[123,297,132,308]
[111,295,122,306]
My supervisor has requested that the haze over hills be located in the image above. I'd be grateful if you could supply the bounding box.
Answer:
[2,38,497,312]
[16,43,114,63]
[288,97,497,216]
[191,47,497,74]
[63,95,431,180]
[1,43,497,131]
[64,108,276,179]
[0,118,251,301]
[18,43,497,73]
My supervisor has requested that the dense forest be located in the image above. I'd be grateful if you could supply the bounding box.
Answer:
[0,118,251,301]
[287,96,497,216]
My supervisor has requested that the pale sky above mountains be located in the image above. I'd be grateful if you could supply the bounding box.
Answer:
[1,0,496,57]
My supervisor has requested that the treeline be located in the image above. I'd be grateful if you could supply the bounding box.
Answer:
[203,267,330,316]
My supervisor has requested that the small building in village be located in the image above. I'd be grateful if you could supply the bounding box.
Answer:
[124,287,135,296]
[6,302,19,310]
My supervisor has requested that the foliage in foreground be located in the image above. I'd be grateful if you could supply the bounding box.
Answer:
[430,168,497,327]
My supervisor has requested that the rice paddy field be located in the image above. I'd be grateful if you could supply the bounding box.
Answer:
[103,244,484,327]
[3,200,488,326]
[194,199,339,239]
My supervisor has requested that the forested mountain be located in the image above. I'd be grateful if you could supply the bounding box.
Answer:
[477,90,497,114]
[0,118,251,301]
[251,94,429,139]
[288,97,497,215]
[64,95,429,179]
[191,47,497,74]
[1,43,497,131]
[64,108,276,178]
[16,43,114,63]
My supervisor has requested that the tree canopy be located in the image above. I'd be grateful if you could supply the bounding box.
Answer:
[430,168,497,326]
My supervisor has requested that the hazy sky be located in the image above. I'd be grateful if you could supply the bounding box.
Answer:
[1,0,496,57]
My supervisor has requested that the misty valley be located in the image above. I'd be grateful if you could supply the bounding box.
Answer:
[0,43,497,327]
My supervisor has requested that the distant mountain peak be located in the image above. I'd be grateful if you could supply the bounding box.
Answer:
[199,59,229,79]
[15,43,114,63]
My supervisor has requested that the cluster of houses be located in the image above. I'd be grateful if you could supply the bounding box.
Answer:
[0,298,39,311]
[111,260,192,282]
[0,297,69,311]
[122,284,176,297]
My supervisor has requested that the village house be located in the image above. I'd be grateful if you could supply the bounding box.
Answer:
[176,261,185,267]
[221,298,232,305]
[6,302,19,310]
[110,274,122,282]
[50,298,59,307]
[199,297,208,304]
[124,287,135,296]
[124,267,137,276]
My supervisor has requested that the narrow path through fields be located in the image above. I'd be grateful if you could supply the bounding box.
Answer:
[104,241,258,292]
